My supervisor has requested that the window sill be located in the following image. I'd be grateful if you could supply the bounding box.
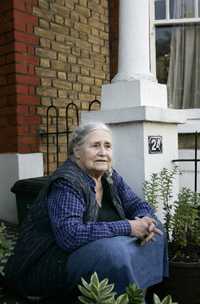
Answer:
[178,108,200,133]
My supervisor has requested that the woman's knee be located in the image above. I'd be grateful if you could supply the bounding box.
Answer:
[96,237,132,269]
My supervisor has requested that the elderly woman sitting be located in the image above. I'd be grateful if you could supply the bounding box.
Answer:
[4,122,168,302]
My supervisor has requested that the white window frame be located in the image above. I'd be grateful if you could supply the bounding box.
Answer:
[149,0,200,119]
[150,0,200,76]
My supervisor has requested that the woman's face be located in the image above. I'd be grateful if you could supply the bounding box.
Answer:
[75,129,112,179]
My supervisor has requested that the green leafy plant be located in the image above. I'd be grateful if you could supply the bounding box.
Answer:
[78,272,117,304]
[78,272,175,304]
[158,167,180,240]
[171,188,200,261]
[144,166,200,262]
[125,283,144,304]
[153,294,178,304]
[143,173,160,210]
[0,223,11,275]
[143,166,179,240]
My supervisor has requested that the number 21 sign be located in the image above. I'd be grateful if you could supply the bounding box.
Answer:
[148,136,163,154]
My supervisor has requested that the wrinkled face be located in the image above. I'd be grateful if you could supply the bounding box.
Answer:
[75,129,112,179]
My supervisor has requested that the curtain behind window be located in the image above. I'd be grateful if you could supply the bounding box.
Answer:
[167,0,200,108]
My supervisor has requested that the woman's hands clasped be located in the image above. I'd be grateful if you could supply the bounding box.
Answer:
[128,216,163,245]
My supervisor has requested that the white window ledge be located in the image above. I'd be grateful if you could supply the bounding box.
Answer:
[178,109,200,133]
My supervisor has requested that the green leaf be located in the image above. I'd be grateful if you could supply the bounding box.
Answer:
[91,272,100,288]
[90,283,99,296]
[101,296,116,304]
[161,295,178,304]
[100,283,115,295]
[162,295,172,304]
[79,273,116,304]
[126,283,144,304]
[80,277,91,290]
[99,278,109,289]
[115,294,129,304]
[99,292,116,302]
[78,295,93,304]
[153,294,161,304]
[78,285,97,301]
[100,300,114,304]
[153,294,178,304]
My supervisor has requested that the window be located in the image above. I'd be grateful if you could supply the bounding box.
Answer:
[150,0,200,108]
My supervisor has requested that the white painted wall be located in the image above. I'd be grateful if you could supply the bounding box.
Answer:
[111,122,180,198]
[144,123,179,179]
[111,122,145,196]
[0,153,43,223]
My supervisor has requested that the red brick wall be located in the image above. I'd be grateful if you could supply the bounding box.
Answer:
[34,0,110,173]
[0,0,40,153]
[0,1,16,152]
[0,0,113,167]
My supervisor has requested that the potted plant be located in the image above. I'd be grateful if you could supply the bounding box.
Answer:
[143,168,200,304]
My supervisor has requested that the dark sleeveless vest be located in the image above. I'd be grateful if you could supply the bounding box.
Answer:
[5,159,126,282]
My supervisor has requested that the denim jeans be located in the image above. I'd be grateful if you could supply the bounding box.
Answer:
[66,234,168,295]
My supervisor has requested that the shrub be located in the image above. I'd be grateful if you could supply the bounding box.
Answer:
[143,167,200,262]
[0,223,11,275]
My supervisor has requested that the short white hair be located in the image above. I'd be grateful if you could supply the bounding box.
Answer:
[69,122,111,156]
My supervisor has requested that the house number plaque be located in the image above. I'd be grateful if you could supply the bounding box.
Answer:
[148,136,163,154]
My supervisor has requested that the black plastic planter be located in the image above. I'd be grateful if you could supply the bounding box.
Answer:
[148,261,200,304]
[11,176,49,225]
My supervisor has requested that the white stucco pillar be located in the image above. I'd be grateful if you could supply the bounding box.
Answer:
[102,1,167,109]
[81,0,186,221]
[114,0,154,82]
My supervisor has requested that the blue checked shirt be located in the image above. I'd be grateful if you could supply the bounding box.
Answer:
[48,169,154,253]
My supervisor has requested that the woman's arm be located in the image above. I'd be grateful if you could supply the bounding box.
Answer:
[48,179,131,253]
[111,171,163,243]
[112,170,155,219]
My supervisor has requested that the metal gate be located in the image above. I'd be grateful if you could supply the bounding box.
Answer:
[172,132,200,193]
[40,99,100,175]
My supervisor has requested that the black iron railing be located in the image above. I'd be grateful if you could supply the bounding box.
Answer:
[172,132,199,193]
[40,100,100,175]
